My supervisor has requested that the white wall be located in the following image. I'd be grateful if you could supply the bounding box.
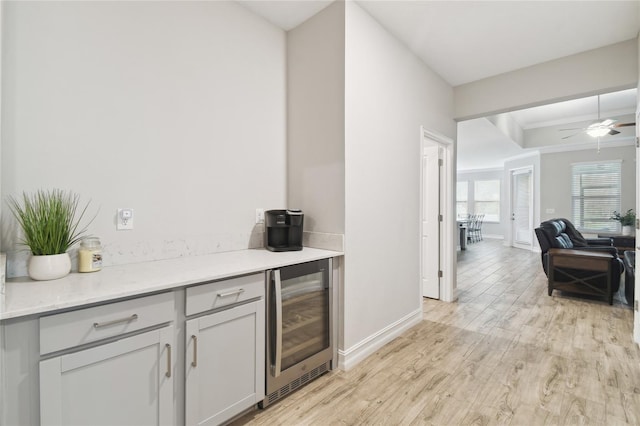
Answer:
[455,39,638,120]
[287,2,345,234]
[540,145,636,225]
[457,168,506,238]
[1,1,287,277]
[343,2,455,362]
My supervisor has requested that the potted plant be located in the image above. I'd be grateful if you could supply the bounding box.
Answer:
[610,209,636,236]
[7,189,93,280]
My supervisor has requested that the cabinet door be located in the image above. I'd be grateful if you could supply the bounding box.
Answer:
[40,326,174,426]
[185,300,265,426]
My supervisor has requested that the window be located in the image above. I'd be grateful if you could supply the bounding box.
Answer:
[571,161,621,232]
[456,181,468,219]
[474,180,500,222]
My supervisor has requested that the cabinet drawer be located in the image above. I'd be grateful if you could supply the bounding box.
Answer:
[40,291,174,355]
[186,273,264,316]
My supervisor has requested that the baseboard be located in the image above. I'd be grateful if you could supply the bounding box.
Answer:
[337,308,422,371]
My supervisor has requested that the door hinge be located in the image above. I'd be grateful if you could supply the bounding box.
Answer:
[635,300,638,312]
[438,270,443,278]
[637,219,639,229]
[438,214,443,222]
[636,136,639,148]
[438,159,443,166]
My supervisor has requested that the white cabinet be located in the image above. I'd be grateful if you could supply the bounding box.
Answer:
[38,292,176,426]
[40,326,174,426]
[184,275,265,426]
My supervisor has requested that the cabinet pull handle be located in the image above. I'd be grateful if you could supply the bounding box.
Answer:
[273,270,283,378]
[165,344,172,378]
[93,314,138,329]
[217,288,244,298]
[191,335,198,367]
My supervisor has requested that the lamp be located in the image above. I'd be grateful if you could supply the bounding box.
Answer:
[586,96,613,138]
[586,125,610,138]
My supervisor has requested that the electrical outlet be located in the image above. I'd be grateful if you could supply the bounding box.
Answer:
[256,208,265,224]
[117,208,134,230]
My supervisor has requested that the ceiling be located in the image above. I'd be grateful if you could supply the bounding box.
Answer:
[238,1,640,169]
[240,0,640,87]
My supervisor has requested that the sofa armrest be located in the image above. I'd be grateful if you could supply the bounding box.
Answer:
[548,248,614,271]
[585,237,613,246]
[571,246,619,257]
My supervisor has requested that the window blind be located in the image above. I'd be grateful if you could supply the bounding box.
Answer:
[571,161,621,232]
[474,180,500,222]
[456,181,468,218]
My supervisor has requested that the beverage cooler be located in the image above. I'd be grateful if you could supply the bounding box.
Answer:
[261,258,333,407]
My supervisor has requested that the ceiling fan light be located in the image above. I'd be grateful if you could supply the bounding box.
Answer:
[587,127,610,137]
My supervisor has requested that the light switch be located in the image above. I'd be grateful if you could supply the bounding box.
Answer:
[546,208,555,214]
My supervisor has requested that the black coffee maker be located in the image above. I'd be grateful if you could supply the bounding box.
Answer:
[265,209,304,251]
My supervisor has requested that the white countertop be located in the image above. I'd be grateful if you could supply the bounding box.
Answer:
[1,247,342,320]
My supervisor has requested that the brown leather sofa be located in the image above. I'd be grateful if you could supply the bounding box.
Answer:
[535,218,623,305]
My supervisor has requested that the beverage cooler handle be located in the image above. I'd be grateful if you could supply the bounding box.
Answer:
[273,269,283,378]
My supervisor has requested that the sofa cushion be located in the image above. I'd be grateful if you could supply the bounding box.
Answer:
[554,233,573,248]
[560,219,588,247]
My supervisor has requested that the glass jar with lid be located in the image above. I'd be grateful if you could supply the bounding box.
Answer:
[78,237,103,273]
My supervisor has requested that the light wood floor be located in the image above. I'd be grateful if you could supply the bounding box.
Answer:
[234,240,640,425]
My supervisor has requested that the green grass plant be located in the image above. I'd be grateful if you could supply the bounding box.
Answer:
[610,209,636,227]
[7,189,93,255]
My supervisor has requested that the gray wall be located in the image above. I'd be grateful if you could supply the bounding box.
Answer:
[343,2,455,358]
[287,2,345,234]
[1,2,287,277]
[540,145,636,227]
[455,39,638,120]
[283,1,457,366]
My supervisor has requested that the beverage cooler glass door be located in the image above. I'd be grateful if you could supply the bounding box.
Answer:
[266,258,332,395]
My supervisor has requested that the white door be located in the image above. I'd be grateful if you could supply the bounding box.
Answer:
[511,168,533,249]
[40,326,174,426]
[185,301,265,426]
[422,144,441,299]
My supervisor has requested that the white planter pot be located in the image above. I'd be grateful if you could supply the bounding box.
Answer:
[28,253,71,281]
[622,225,634,236]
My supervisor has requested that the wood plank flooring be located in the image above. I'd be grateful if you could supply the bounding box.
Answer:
[233,240,640,425]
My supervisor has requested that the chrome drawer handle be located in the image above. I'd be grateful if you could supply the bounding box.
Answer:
[191,335,198,367]
[165,344,172,378]
[93,314,138,329]
[216,288,244,298]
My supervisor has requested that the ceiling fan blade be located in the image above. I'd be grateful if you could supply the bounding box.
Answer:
[608,129,621,136]
[561,132,583,140]
[611,122,636,128]
[600,119,616,127]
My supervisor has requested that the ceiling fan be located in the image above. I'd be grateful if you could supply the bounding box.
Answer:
[560,96,635,140]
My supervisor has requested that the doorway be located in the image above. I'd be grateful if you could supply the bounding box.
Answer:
[420,127,455,302]
[510,167,533,250]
